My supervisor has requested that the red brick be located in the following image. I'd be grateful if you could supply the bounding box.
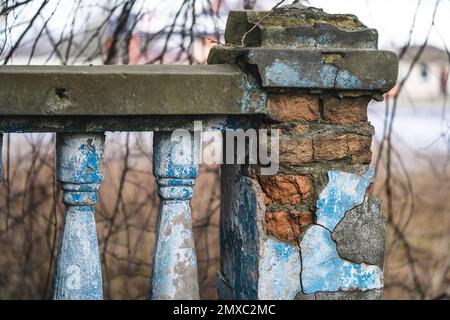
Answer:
[268,94,319,122]
[323,96,369,125]
[313,132,372,164]
[279,136,313,164]
[258,175,313,205]
[265,210,314,243]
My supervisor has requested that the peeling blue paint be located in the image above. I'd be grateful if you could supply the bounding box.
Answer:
[295,36,316,47]
[266,60,302,87]
[150,131,200,300]
[219,172,259,300]
[300,225,382,294]
[335,69,362,89]
[53,206,103,300]
[251,49,396,91]
[54,133,105,300]
[300,167,383,294]
[234,175,258,300]
[264,59,337,88]
[317,33,335,46]
[241,76,267,114]
[316,167,374,230]
[258,238,301,300]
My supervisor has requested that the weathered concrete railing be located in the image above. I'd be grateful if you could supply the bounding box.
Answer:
[0,5,398,300]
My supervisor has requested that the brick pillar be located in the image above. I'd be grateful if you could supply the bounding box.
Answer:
[209,4,398,300]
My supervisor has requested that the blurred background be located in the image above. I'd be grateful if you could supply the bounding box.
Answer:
[0,0,449,299]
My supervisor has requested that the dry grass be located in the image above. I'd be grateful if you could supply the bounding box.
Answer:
[1,132,449,300]
[374,148,450,299]
[0,133,220,299]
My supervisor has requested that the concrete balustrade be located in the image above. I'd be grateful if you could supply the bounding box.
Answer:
[0,4,398,300]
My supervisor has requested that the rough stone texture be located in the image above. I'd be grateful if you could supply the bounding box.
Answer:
[213,4,395,301]
[279,136,314,164]
[301,224,383,294]
[209,3,398,94]
[313,132,372,164]
[299,168,384,296]
[220,165,304,300]
[247,48,398,91]
[332,196,386,267]
[224,5,378,49]
[265,210,314,243]
[0,65,266,116]
[279,128,373,166]
[315,289,383,300]
[296,289,383,300]
[323,96,370,124]
[294,292,316,300]
[267,94,319,122]
[258,175,313,205]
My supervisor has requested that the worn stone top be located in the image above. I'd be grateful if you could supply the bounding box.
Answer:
[225,4,378,49]
[209,4,398,93]
[0,64,265,116]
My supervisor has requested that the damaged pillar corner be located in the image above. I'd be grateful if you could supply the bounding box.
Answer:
[209,4,398,300]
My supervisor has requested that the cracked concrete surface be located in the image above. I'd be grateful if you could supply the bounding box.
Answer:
[332,196,386,268]
[299,167,384,295]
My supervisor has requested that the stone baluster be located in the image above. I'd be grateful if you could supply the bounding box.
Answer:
[149,130,200,300]
[53,133,105,300]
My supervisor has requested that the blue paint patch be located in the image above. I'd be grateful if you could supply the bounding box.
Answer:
[258,238,301,300]
[54,134,105,300]
[273,241,294,263]
[265,59,338,88]
[265,60,302,87]
[295,36,316,47]
[335,69,362,89]
[301,225,383,294]
[241,76,267,113]
[319,64,338,87]
[316,33,335,46]
[316,167,374,230]
[150,131,200,299]
[53,206,103,300]
[300,167,383,294]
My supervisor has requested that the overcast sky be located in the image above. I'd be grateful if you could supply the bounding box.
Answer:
[260,0,450,50]
[3,0,450,53]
